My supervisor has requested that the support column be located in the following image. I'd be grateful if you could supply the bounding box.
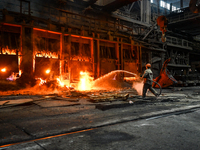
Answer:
[21,26,33,76]
[116,37,120,70]
[92,33,97,79]
[97,34,100,77]
[161,52,165,66]
[19,25,23,74]
[180,0,183,8]
[170,3,172,12]
[90,38,95,78]
[149,51,152,64]
[141,0,151,24]
[60,33,64,76]
[32,28,35,73]
[138,44,142,73]
[120,38,124,70]
[158,0,161,15]
[67,35,72,83]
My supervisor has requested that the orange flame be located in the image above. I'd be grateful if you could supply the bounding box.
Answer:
[56,78,64,87]
[36,78,46,86]
[77,71,93,91]
[35,51,58,59]
[19,70,22,76]
[124,77,136,81]
[1,68,6,72]
[1,47,16,55]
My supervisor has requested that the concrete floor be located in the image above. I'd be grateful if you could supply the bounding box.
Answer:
[0,86,200,149]
[8,109,200,150]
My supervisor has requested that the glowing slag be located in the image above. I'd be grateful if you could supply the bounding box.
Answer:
[77,71,94,91]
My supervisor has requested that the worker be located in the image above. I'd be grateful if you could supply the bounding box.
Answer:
[142,63,159,99]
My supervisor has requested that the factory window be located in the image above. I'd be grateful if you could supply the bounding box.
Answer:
[71,42,79,56]
[1,32,20,50]
[82,44,90,57]
[160,1,171,10]
[172,6,178,11]
[123,49,136,61]
[100,46,116,59]
[48,39,59,52]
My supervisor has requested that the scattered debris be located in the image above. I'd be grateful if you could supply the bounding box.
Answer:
[52,96,80,102]
[0,99,33,108]
[69,91,88,97]
[34,100,80,108]
[129,100,133,104]
[89,93,129,103]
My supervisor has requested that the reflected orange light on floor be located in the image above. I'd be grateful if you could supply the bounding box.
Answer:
[1,68,6,72]
[78,71,93,91]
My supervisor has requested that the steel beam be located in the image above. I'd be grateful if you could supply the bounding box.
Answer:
[102,0,139,12]
[142,22,157,40]
[112,13,151,27]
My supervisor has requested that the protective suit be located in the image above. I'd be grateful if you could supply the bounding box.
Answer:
[142,64,158,98]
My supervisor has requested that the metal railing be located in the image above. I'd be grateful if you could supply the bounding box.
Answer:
[166,36,193,49]
[168,8,200,23]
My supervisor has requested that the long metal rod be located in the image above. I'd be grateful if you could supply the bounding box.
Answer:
[142,22,157,40]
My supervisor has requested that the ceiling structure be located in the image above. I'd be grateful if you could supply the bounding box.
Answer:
[75,0,140,12]
[36,0,200,41]
[165,0,200,40]
[96,0,200,41]
[167,9,200,38]
[99,0,139,12]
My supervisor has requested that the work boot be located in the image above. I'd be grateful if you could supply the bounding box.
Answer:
[142,97,149,100]
[155,93,159,99]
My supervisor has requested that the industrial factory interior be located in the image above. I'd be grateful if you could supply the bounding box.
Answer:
[0,0,200,89]
[1,0,200,149]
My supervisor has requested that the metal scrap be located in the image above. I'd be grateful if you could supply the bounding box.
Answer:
[89,93,129,102]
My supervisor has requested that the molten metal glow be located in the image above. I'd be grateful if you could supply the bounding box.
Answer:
[35,51,58,59]
[18,56,21,66]
[6,72,19,81]
[77,71,93,91]
[1,68,6,72]
[1,48,16,55]
[56,78,64,87]
[46,69,50,74]
[19,70,22,76]
[124,77,136,81]
[36,78,46,86]
[80,71,84,75]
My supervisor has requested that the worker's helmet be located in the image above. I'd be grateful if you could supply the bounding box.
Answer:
[146,63,151,68]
